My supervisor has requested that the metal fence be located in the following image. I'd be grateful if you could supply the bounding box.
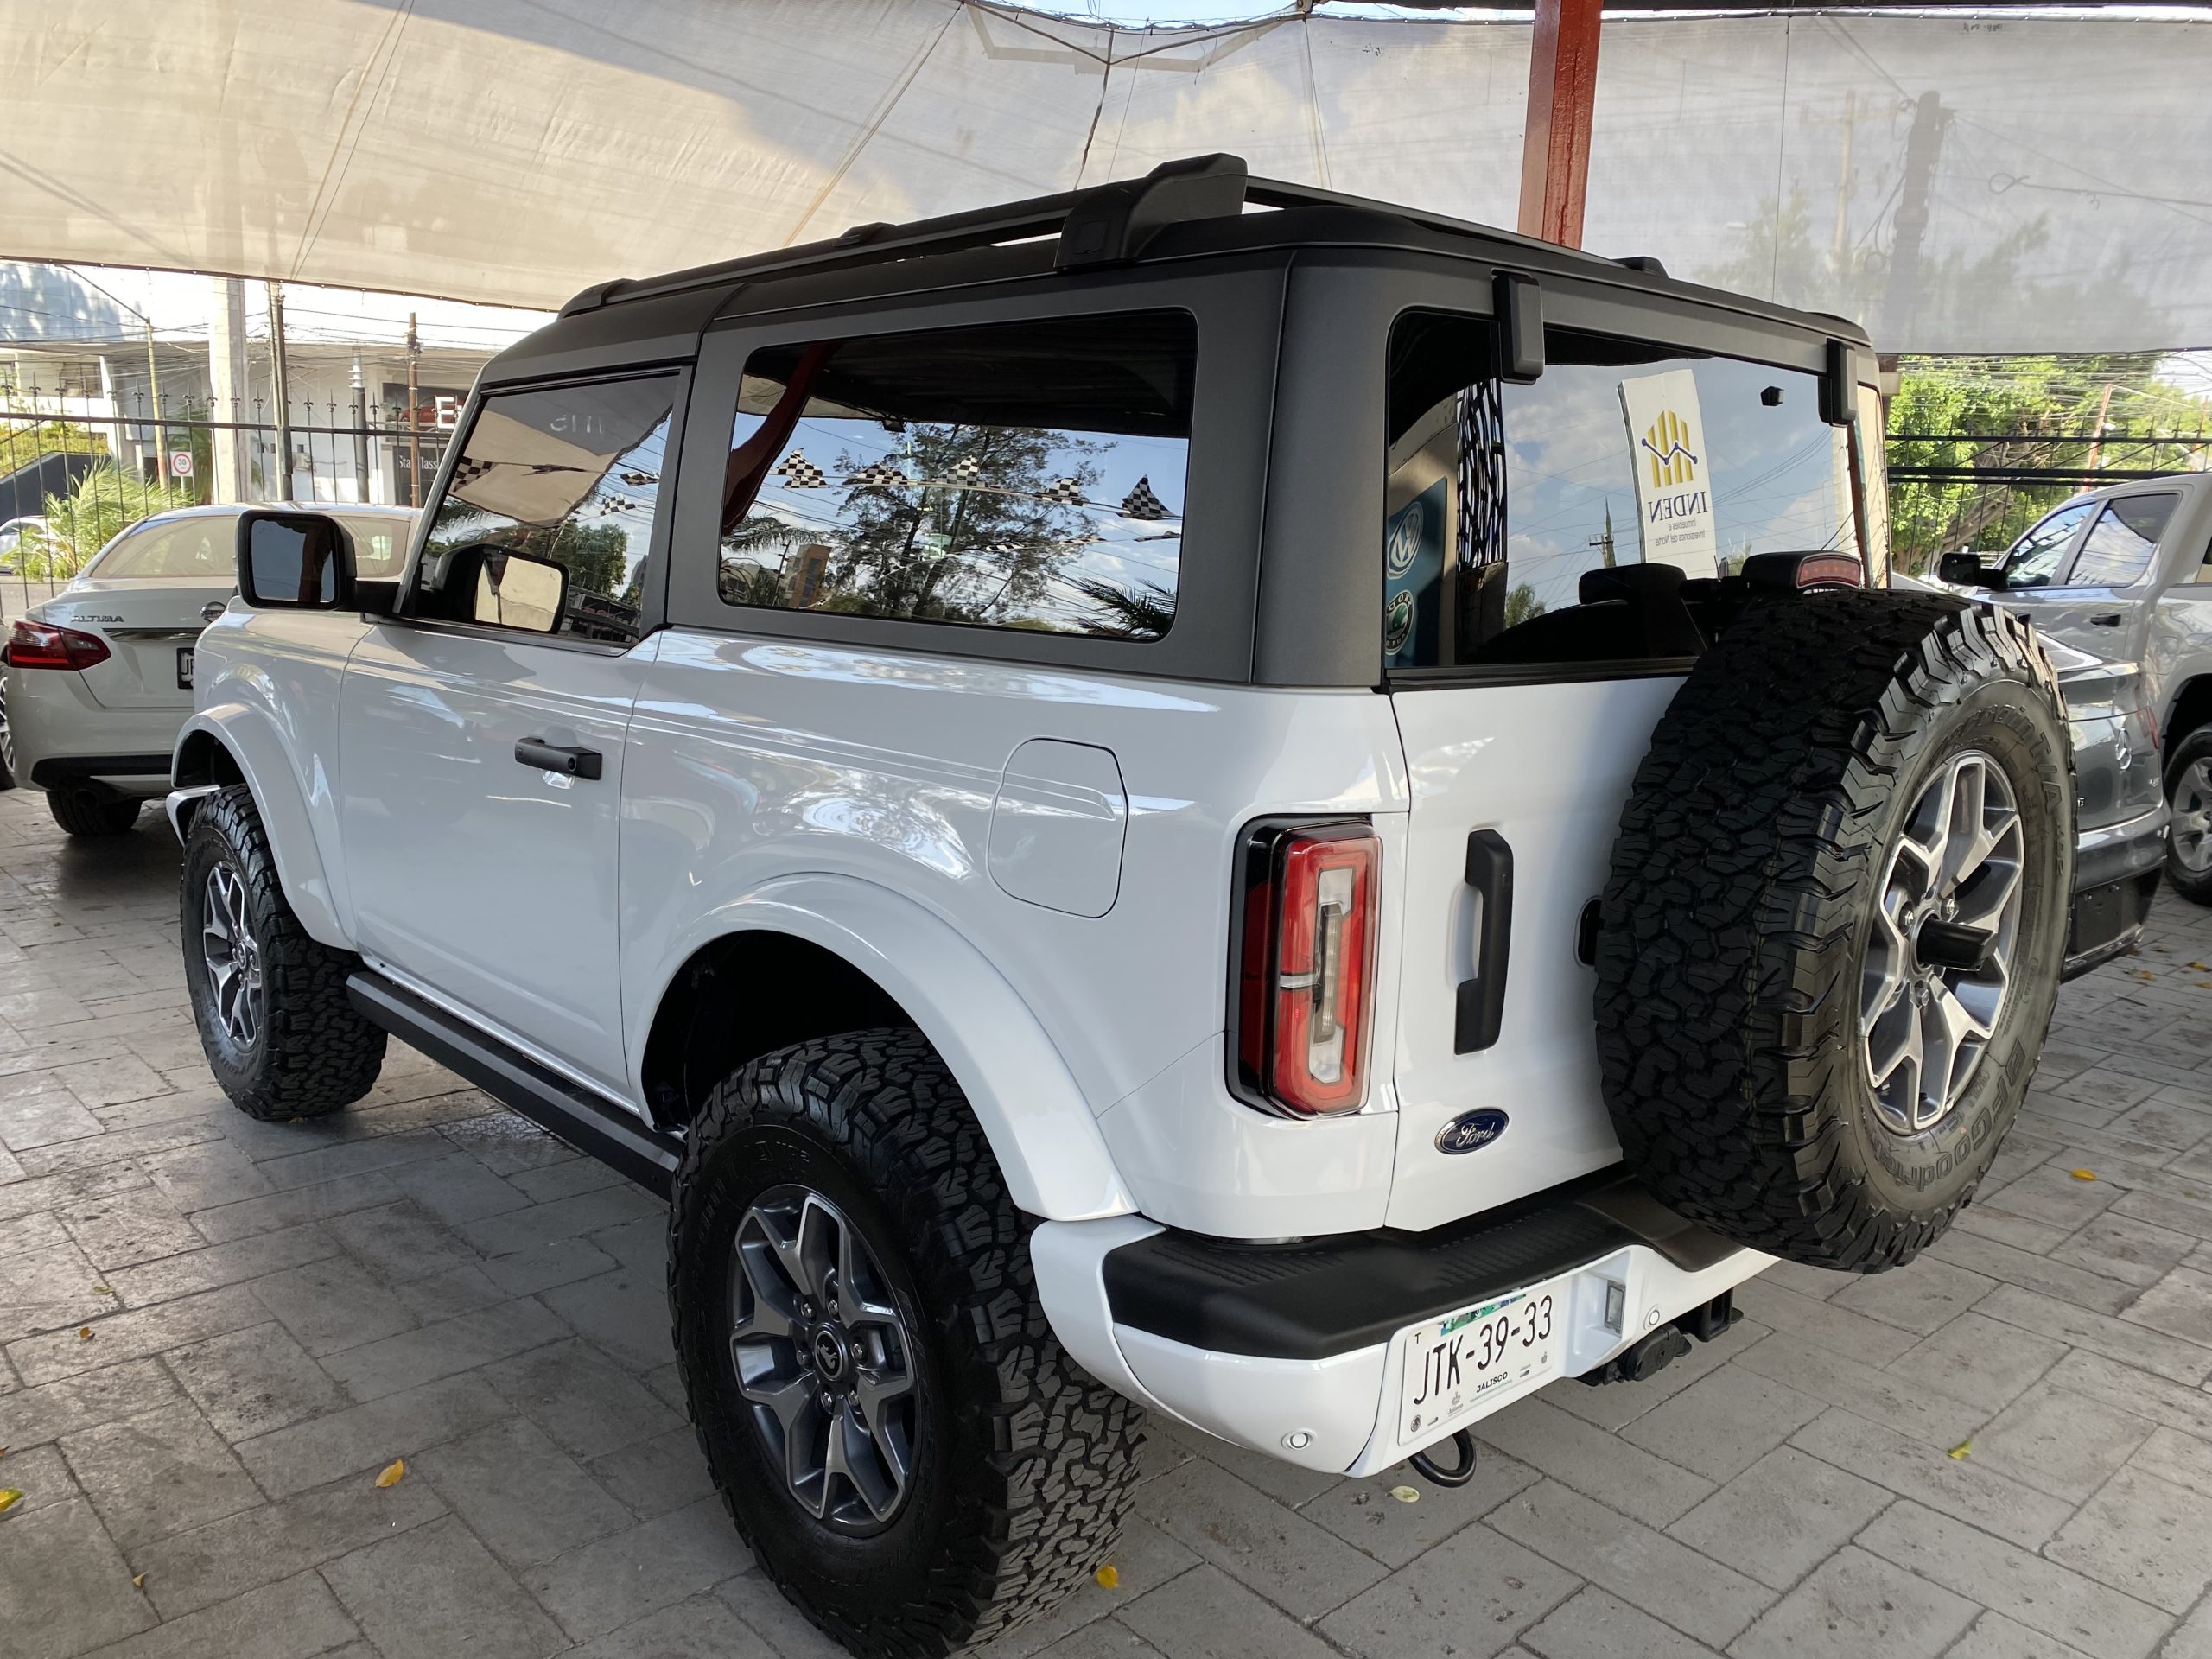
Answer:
[1,384,454,611]
[1886,429,2212,575]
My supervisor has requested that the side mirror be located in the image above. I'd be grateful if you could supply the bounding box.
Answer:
[468,550,568,634]
[1936,550,1999,589]
[237,510,355,609]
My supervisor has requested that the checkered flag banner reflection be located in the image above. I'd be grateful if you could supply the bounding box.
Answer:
[448,457,495,488]
[773,450,826,488]
[619,469,658,487]
[1039,476,1087,506]
[940,455,982,487]
[1119,477,1171,520]
[846,461,909,489]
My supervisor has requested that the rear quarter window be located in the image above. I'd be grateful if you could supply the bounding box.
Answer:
[2068,493,2177,588]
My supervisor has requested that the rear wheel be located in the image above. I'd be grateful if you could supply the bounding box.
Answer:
[671,1028,1141,1657]
[1597,594,2073,1271]
[47,785,139,837]
[181,785,385,1120]
[2164,726,2212,906]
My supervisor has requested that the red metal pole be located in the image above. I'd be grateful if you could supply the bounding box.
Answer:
[1516,0,1604,249]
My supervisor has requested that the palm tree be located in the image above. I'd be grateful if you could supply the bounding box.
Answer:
[1071,574,1175,640]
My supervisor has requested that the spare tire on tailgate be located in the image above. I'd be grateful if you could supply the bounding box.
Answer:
[1595,592,2073,1271]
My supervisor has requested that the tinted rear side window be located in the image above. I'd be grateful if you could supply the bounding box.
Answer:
[1385,315,1856,672]
[716,312,1195,641]
[2069,493,2177,588]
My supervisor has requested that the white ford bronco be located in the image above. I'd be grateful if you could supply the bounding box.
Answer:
[170,157,2073,1656]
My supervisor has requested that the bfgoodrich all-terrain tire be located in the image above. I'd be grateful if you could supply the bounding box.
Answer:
[181,785,385,1120]
[670,1028,1142,1657]
[1596,593,2073,1271]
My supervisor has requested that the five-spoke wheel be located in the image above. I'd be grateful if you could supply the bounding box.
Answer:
[200,862,263,1051]
[1862,750,2024,1134]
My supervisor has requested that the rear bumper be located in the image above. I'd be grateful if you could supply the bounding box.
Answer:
[5,665,184,796]
[1033,1175,1769,1476]
[2066,804,2167,980]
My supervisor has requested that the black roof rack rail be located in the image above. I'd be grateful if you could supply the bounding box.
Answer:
[556,152,1662,318]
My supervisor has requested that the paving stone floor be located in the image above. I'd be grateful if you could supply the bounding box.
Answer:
[5,782,2212,1659]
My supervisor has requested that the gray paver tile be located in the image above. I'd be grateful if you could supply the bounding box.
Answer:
[0,1439,79,1514]
[0,1496,156,1657]
[1977,1283,2212,1384]
[1856,1500,2171,1659]
[1300,1446,1541,1569]
[186,1171,408,1244]
[231,1371,514,1499]
[1482,1479,1769,1648]
[319,1295,568,1400]
[162,1322,349,1441]
[2042,1349,2212,1440]
[1615,1363,1825,1484]
[2043,1465,2212,1613]
[130,1467,447,1618]
[1025,1624,1169,1659]
[1790,1407,2071,1548]
[1133,1454,1387,1621]
[1729,1547,1975,1659]
[520,1494,754,1642]
[458,1185,659,1258]
[322,1198,480,1286]
[391,1262,511,1320]
[1730,1327,1991,1447]
[7,1284,265,1386]
[981,1514,1197,1659]
[2120,1264,2212,1347]
[247,1255,418,1357]
[413,1414,632,1568]
[566,1591,782,1659]
[481,1333,683,1458]
[1542,1319,1764,1432]
[379,1149,530,1226]
[1828,1256,1995,1334]
[1663,1446,1891,1592]
[2132,1424,2212,1499]
[2051,1211,2197,1287]
[81,1570,360,1659]
[251,1128,453,1194]
[141,1141,274,1211]
[1315,1523,1579,1659]
[321,1513,566,1659]
[584,1424,719,1519]
[1518,1586,1718,1659]
[1729,1280,1920,1365]
[1942,1611,2095,1659]
[0,1237,112,1340]
[1925,1230,2138,1315]
[477,1234,620,1297]
[1880,1310,2067,1416]
[59,1400,261,1550]
[1118,1564,1345,1659]
[1475,1395,1715,1528]
[60,1187,207,1270]
[0,1357,181,1447]
[100,1224,339,1308]
[1970,1381,2156,1502]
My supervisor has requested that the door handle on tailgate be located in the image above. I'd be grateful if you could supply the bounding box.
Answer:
[515,737,602,780]
[1455,830,1513,1054]
[2088,612,2123,627]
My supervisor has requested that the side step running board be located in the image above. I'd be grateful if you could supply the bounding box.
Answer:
[346,970,681,1198]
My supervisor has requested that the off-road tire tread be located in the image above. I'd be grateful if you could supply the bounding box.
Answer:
[48,788,140,836]
[1596,592,2069,1271]
[2163,727,2212,906]
[187,785,385,1120]
[670,1027,1142,1657]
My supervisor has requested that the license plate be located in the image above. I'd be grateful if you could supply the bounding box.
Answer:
[1398,1279,1562,1445]
[176,647,194,689]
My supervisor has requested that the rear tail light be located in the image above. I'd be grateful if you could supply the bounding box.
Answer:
[1233,822,1380,1116]
[6,619,111,671]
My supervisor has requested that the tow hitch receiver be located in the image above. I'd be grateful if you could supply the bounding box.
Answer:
[1576,1289,1743,1388]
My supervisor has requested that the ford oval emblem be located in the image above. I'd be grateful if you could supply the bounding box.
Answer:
[1436,1109,1509,1155]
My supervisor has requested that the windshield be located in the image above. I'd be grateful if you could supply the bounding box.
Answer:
[93,512,412,580]
[1998,502,2094,588]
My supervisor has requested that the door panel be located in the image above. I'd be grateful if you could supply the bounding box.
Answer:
[339,626,655,1094]
[1386,676,1679,1232]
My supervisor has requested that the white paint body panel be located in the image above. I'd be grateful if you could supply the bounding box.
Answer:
[1385,676,1685,1231]
[988,737,1128,918]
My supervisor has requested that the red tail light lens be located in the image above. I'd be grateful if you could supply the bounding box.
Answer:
[6,619,111,671]
[1233,822,1380,1116]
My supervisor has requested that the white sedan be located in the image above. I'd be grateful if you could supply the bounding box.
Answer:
[3,504,415,836]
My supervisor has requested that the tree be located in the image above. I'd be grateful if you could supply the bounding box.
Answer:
[1503,582,1546,628]
[31,463,194,578]
[1071,574,1174,640]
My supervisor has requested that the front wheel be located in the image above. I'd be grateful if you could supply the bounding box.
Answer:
[181,785,386,1120]
[670,1029,1142,1657]
[2164,726,2212,906]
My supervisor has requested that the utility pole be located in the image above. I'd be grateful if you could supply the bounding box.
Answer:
[143,317,170,487]
[349,352,372,502]
[207,277,250,504]
[2086,382,2116,473]
[405,313,422,510]
[1881,92,1947,352]
[266,281,294,504]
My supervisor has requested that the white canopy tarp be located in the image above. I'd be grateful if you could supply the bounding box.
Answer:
[4,2,2209,353]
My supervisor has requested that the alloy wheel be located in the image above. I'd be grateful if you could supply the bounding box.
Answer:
[729,1184,918,1533]
[200,862,264,1050]
[1860,751,2024,1134]
[2173,757,2212,875]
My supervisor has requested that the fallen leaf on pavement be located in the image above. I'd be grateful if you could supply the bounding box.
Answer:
[131,1573,145,1589]
[2071,1169,2097,1182]
[77,1326,92,1341]
[1948,1439,1973,1460]
[374,1459,405,1489]
[1389,1484,1421,1503]
[1093,1564,1119,1589]
[92,1286,113,1297]
[0,1491,20,1515]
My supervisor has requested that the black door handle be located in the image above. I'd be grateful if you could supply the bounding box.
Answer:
[1455,830,1514,1054]
[515,737,602,780]
[2088,612,2123,627]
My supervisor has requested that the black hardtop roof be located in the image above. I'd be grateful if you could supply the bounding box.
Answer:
[486,154,1866,385]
